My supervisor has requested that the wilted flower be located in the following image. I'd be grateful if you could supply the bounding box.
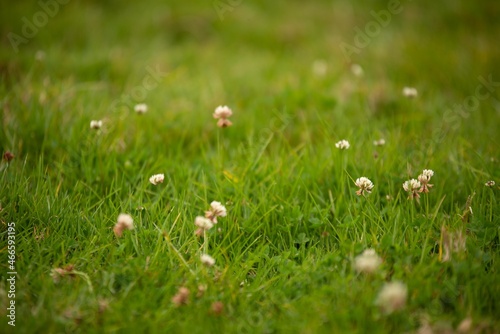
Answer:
[373,139,386,146]
[113,213,134,237]
[418,169,434,193]
[403,179,421,200]
[172,287,190,307]
[195,216,214,231]
[354,249,382,274]
[485,180,495,188]
[3,151,14,162]
[350,63,364,77]
[213,106,233,128]
[50,265,75,283]
[149,174,165,185]
[205,201,227,223]
[335,139,350,150]
[90,120,102,129]
[402,87,418,98]
[134,103,148,114]
[376,281,408,314]
[355,177,374,196]
[201,254,216,267]
[210,301,224,315]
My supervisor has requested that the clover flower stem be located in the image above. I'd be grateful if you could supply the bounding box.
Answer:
[203,229,209,255]
[217,129,223,172]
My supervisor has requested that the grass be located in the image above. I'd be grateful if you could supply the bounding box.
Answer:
[1,0,499,333]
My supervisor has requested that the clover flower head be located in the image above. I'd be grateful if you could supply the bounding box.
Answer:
[201,254,216,267]
[350,63,364,77]
[376,281,408,314]
[205,201,227,223]
[149,174,165,185]
[114,213,134,237]
[403,179,421,200]
[172,287,190,307]
[354,249,382,274]
[213,105,232,119]
[335,139,350,150]
[417,169,434,193]
[355,177,374,196]
[485,180,495,188]
[134,103,148,114]
[195,216,214,231]
[373,139,386,146]
[90,120,102,129]
[402,87,418,98]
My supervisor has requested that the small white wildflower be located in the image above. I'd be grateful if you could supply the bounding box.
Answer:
[354,249,382,274]
[355,177,374,196]
[403,179,421,200]
[312,60,328,76]
[205,201,227,223]
[134,103,148,114]
[418,169,434,193]
[195,216,214,231]
[114,213,134,237]
[213,106,233,119]
[373,139,386,146]
[376,281,408,314]
[350,64,364,77]
[90,120,102,129]
[402,87,418,98]
[149,174,165,185]
[200,254,216,267]
[335,139,350,150]
[485,180,495,188]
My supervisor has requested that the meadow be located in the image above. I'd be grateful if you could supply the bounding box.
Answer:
[1,0,499,333]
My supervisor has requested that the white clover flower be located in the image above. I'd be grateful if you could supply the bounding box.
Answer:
[149,174,165,185]
[485,180,495,188]
[114,213,134,237]
[350,63,364,77]
[205,201,227,223]
[402,87,418,98]
[200,254,216,267]
[417,169,434,193]
[213,106,233,119]
[90,120,102,129]
[355,177,374,196]
[373,139,386,146]
[403,179,421,200]
[195,216,214,231]
[354,249,382,274]
[335,140,350,150]
[376,281,408,314]
[134,103,148,114]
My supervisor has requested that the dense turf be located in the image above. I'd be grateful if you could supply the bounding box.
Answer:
[1,0,499,333]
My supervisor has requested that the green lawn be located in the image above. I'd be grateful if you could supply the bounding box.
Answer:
[1,0,499,333]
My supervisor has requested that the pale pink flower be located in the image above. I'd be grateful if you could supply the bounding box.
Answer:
[355,177,374,196]
[205,201,227,223]
[403,179,421,200]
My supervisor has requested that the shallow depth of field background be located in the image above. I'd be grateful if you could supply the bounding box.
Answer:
[1,0,499,333]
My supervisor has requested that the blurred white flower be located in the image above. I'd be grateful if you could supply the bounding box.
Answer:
[213,106,233,127]
[134,103,148,114]
[402,87,418,98]
[418,169,434,193]
[354,249,382,274]
[201,254,215,267]
[312,60,328,76]
[403,179,421,200]
[195,216,214,231]
[335,140,350,150]
[485,180,495,188]
[355,177,374,196]
[149,174,165,185]
[114,213,134,237]
[376,281,408,314]
[350,64,364,77]
[205,201,227,223]
[90,120,102,130]
[373,139,386,146]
